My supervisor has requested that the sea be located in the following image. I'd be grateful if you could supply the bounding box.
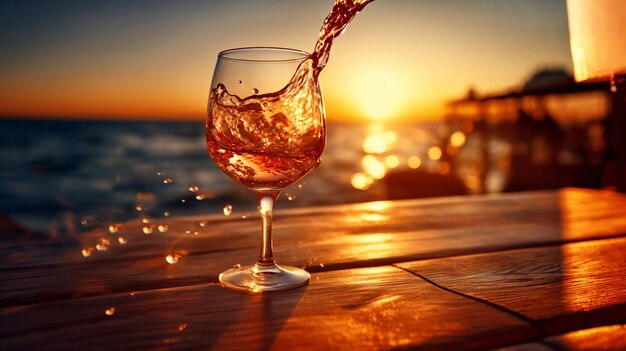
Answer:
[0,118,444,237]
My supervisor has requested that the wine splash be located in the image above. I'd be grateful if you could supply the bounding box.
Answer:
[312,0,374,75]
[207,0,374,190]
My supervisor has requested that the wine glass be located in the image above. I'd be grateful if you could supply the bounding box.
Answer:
[206,47,326,292]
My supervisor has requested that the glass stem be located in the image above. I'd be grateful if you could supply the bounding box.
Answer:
[258,194,278,266]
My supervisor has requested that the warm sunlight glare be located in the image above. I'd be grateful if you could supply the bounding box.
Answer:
[408,156,422,169]
[428,147,442,161]
[351,67,410,120]
[351,172,372,190]
[362,155,386,179]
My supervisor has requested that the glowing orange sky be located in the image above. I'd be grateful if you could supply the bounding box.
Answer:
[0,0,572,121]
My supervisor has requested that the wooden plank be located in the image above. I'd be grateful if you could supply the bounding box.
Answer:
[398,236,626,336]
[543,324,626,351]
[0,266,539,351]
[5,188,626,268]
[497,324,626,351]
[3,188,626,307]
[492,343,554,351]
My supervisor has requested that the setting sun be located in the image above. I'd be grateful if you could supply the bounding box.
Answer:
[349,67,412,120]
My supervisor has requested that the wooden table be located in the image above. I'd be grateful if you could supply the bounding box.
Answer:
[1,188,626,350]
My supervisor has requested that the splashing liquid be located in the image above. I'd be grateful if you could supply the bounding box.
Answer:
[311,0,373,75]
[207,0,373,190]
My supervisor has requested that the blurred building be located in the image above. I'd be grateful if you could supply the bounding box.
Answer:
[444,68,614,194]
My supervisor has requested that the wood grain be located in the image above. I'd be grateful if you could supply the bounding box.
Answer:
[544,324,626,351]
[3,188,626,307]
[492,342,554,351]
[0,266,538,351]
[398,236,626,336]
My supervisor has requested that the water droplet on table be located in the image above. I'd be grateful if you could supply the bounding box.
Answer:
[82,248,94,257]
[223,204,233,216]
[166,253,182,264]
[96,238,111,251]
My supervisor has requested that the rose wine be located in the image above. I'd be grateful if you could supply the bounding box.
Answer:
[207,57,326,190]
[207,0,373,191]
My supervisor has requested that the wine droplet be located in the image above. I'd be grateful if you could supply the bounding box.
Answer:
[178,323,189,332]
[118,236,128,245]
[198,220,208,227]
[141,216,151,224]
[223,204,233,216]
[238,80,243,84]
[135,205,144,212]
[157,224,170,233]
[166,253,182,264]
[108,223,122,234]
[105,307,116,316]
[163,178,173,184]
[142,225,156,234]
[157,171,165,176]
[233,263,242,268]
[163,211,171,217]
[82,248,94,257]
[96,238,111,251]
[188,185,199,192]
[252,88,259,95]
[81,218,89,225]
[195,194,206,200]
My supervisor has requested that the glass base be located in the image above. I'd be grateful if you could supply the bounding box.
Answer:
[219,262,310,293]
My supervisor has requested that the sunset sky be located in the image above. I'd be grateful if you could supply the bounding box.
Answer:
[0,0,572,122]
